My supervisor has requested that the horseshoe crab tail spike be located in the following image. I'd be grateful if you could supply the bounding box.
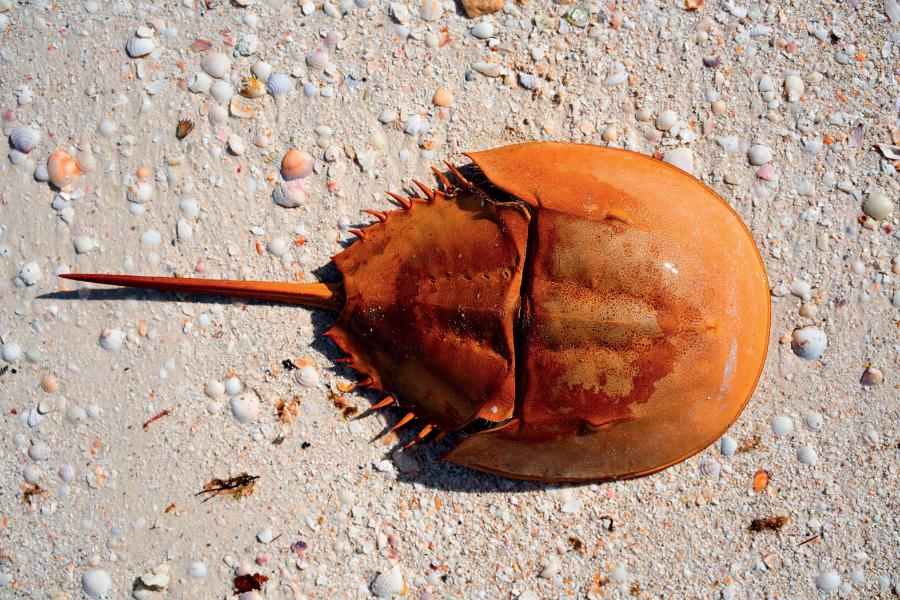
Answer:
[59,274,343,312]
[360,395,396,416]
[389,411,416,433]
[348,229,367,241]
[401,423,435,450]
[386,191,413,209]
[355,375,375,388]
[363,209,388,222]
[412,179,435,201]
[443,161,472,189]
[431,166,453,191]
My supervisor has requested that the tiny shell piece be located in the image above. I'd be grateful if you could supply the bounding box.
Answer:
[126,36,155,58]
[420,0,442,21]
[229,97,255,119]
[9,126,40,153]
[281,148,314,180]
[176,119,195,140]
[200,52,231,79]
[47,149,79,189]
[272,180,307,208]
[228,134,246,156]
[472,62,501,77]
[126,181,154,204]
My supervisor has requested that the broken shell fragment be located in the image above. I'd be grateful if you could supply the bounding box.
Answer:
[175,119,195,140]
[281,148,314,180]
[47,149,79,189]
[229,97,255,119]
[272,180,307,208]
[239,77,266,98]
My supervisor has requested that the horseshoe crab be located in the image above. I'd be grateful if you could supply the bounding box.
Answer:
[62,142,770,483]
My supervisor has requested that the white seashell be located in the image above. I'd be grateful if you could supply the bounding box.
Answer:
[294,364,319,387]
[791,326,827,360]
[272,180,307,208]
[140,230,161,247]
[73,236,96,254]
[9,126,40,153]
[209,104,228,125]
[126,36,155,58]
[420,0,442,21]
[8,149,29,165]
[784,75,805,102]
[472,61,501,77]
[126,181,154,204]
[99,328,124,352]
[81,569,112,600]
[188,72,213,94]
[135,24,155,38]
[471,22,494,39]
[176,218,193,242]
[306,47,329,69]
[230,392,259,424]
[210,80,233,103]
[200,52,231,79]
[227,134,246,156]
[98,118,117,137]
[19,261,41,285]
[224,376,242,396]
[33,162,49,182]
[404,114,426,135]
[323,30,343,48]
[251,61,272,82]
[266,72,292,95]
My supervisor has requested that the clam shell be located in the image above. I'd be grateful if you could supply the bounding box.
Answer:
[9,126,40,153]
[47,149,79,188]
[280,148,314,180]
[229,97,255,119]
[210,80,233,103]
[251,61,272,82]
[306,47,328,69]
[126,181,154,204]
[420,0,442,21]
[209,104,229,125]
[272,180,307,208]
[239,77,266,98]
[265,72,292,96]
[188,72,212,94]
[200,52,231,79]
[125,36,155,58]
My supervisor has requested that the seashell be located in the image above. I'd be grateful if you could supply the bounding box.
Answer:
[126,36,155,58]
[200,52,231,79]
[471,22,494,39]
[210,80,233,103]
[281,148,314,180]
[265,72,292,96]
[420,0,442,21]
[188,72,213,94]
[9,126,40,153]
[8,148,29,165]
[99,328,124,352]
[33,162,49,182]
[176,119,195,140]
[272,179,307,208]
[229,97,255,119]
[126,181,154,204]
[472,61,501,77]
[239,77,266,98]
[294,364,319,387]
[47,149,79,189]
[323,30,343,48]
[251,60,272,82]
[306,47,328,69]
[135,24,155,38]
[189,38,212,52]
[227,134,246,156]
[76,145,97,173]
[230,392,260,424]
[209,104,228,126]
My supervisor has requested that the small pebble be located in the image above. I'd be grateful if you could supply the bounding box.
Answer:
[1,343,21,363]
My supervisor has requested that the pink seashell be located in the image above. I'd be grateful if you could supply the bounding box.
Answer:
[756,164,776,181]
[281,148,314,180]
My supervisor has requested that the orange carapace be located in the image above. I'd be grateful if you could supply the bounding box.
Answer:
[62,142,770,483]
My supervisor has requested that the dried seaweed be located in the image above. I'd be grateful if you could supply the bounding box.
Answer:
[749,515,789,532]
[195,473,259,503]
[234,573,268,593]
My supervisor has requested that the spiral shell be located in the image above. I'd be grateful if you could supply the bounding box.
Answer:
[200,52,231,79]
[125,36,155,58]
[265,72,292,96]
[272,180,307,208]
[239,77,266,98]
[47,149,79,189]
[9,126,40,153]
[280,148,314,180]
